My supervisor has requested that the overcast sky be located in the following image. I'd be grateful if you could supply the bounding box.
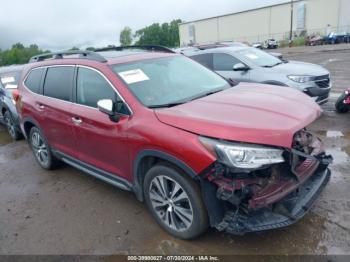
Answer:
[0,0,288,50]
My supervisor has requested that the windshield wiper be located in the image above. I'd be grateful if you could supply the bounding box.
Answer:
[148,88,225,109]
[148,101,187,109]
[189,89,224,101]
[263,61,283,68]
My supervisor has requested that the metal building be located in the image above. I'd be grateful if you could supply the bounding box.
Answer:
[179,0,350,46]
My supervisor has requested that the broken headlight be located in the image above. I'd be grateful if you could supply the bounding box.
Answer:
[199,137,285,169]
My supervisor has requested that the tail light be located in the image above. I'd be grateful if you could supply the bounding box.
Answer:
[12,89,20,104]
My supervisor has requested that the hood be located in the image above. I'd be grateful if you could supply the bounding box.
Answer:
[155,83,322,148]
[269,61,329,76]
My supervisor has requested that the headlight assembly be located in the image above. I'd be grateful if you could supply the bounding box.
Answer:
[199,137,285,169]
[288,75,314,83]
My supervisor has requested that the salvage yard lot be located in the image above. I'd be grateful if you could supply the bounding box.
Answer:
[0,44,350,255]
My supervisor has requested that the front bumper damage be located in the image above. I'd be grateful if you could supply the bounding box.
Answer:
[217,168,330,234]
[200,130,333,235]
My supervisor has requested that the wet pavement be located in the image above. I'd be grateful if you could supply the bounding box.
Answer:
[0,45,350,255]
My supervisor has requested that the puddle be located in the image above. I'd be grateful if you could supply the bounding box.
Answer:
[326,131,344,138]
[0,126,13,146]
[312,130,350,166]
[343,144,350,157]
[327,148,349,165]
[0,150,26,164]
[139,211,328,255]
[314,130,350,139]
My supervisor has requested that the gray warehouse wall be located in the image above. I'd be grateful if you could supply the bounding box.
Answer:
[339,0,350,32]
[179,0,348,46]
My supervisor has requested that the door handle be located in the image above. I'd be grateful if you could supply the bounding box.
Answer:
[72,117,82,125]
[36,104,45,110]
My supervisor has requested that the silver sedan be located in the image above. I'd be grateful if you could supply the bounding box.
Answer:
[185,46,331,104]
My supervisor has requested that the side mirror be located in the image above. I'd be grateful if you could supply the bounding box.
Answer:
[233,63,249,71]
[97,99,128,122]
[97,99,114,115]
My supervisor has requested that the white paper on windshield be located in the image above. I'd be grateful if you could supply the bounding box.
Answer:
[118,69,150,84]
[245,53,259,60]
[5,84,17,89]
[1,76,15,84]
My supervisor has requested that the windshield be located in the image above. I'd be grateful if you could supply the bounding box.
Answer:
[237,48,282,67]
[111,56,230,108]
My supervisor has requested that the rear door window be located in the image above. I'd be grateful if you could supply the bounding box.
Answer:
[24,68,45,94]
[43,66,74,101]
[213,53,242,71]
[190,54,213,69]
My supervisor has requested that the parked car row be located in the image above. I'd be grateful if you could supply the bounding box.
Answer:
[1,45,333,240]
[308,32,350,46]
[252,33,350,48]
[323,32,350,45]
[0,65,24,140]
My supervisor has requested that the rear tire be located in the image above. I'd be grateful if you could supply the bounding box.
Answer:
[335,93,350,113]
[29,127,60,170]
[3,111,22,141]
[143,164,209,239]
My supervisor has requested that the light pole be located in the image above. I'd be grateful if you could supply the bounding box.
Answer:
[289,0,294,47]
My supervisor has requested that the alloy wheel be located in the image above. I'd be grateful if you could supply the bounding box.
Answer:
[149,175,193,232]
[31,131,49,166]
[4,114,16,139]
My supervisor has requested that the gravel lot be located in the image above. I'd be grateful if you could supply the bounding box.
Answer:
[0,44,350,256]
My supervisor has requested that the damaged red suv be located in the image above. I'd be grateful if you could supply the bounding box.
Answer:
[17,46,332,239]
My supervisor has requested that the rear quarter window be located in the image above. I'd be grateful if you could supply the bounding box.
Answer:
[43,66,74,101]
[190,54,213,69]
[24,68,45,93]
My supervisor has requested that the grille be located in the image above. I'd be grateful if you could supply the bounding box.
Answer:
[314,74,330,88]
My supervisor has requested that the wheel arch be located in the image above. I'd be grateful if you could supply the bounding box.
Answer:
[132,149,198,201]
[1,104,9,116]
[22,117,41,139]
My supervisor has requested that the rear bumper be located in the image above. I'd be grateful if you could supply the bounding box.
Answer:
[219,168,331,235]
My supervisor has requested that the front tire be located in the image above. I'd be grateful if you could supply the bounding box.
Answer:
[3,111,22,141]
[29,127,59,170]
[143,164,208,239]
[335,93,350,113]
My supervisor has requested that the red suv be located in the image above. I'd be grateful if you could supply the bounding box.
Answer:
[17,46,332,239]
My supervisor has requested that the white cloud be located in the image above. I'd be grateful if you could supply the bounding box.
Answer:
[0,0,287,50]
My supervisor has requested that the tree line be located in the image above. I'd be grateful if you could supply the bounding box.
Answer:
[0,43,49,66]
[0,19,182,66]
[119,19,182,47]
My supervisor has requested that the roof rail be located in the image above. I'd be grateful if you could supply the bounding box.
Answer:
[95,45,175,53]
[195,44,228,50]
[29,50,107,63]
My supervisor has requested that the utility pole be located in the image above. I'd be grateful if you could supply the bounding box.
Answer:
[289,0,294,47]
